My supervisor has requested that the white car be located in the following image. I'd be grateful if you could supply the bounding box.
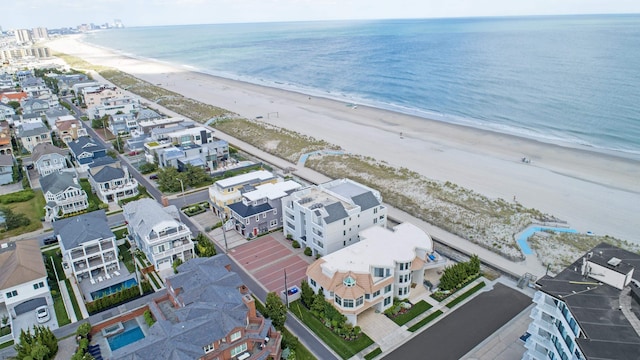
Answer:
[35,306,50,323]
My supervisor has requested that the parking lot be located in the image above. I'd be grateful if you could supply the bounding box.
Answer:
[227,233,313,294]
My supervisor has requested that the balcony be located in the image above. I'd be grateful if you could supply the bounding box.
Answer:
[524,341,549,360]
[146,228,191,244]
[154,242,194,260]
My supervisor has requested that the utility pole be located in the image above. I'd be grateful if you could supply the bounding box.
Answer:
[176,178,186,206]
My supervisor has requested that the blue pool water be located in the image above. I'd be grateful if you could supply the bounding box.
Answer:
[517,227,577,255]
[91,278,137,300]
[107,320,145,352]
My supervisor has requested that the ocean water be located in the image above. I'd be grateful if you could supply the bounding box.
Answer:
[83,15,640,156]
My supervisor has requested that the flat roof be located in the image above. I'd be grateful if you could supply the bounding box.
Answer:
[320,223,433,275]
[215,170,275,189]
[243,180,301,201]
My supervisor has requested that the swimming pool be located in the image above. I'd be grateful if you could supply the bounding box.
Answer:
[107,320,145,351]
[91,278,137,300]
[517,227,577,255]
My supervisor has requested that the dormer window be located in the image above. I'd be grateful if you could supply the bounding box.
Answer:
[343,276,356,287]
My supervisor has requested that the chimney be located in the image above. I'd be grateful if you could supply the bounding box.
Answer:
[242,294,256,319]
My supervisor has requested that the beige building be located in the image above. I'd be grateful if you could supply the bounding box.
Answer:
[306,223,446,325]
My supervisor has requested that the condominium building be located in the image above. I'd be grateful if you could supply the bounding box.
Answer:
[123,198,194,273]
[282,178,386,257]
[523,243,640,360]
[209,170,278,216]
[306,223,446,325]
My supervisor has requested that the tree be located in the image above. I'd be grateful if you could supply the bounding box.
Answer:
[172,258,183,273]
[106,150,118,159]
[15,325,58,360]
[75,323,91,338]
[183,164,209,187]
[300,280,314,309]
[264,292,287,331]
[138,162,157,174]
[195,233,216,257]
[310,290,326,316]
[156,167,183,192]
[0,207,30,230]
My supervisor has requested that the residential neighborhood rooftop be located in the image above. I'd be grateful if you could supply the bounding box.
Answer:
[0,240,47,289]
[52,210,113,249]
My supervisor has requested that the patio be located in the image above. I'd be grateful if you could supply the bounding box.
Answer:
[76,261,138,302]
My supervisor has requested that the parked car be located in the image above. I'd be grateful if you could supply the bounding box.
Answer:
[43,236,58,246]
[149,174,159,180]
[35,306,50,323]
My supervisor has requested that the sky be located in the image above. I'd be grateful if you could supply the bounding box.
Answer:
[2,0,640,29]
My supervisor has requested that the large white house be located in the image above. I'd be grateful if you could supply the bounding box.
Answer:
[88,164,139,203]
[40,170,89,221]
[209,170,278,216]
[123,198,194,274]
[523,243,640,360]
[306,223,445,325]
[282,178,387,257]
[0,240,53,341]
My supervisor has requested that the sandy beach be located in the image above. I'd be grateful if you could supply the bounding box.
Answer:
[46,35,640,243]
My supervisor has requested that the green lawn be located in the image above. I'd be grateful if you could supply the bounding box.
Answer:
[53,293,71,327]
[364,347,382,360]
[118,243,135,273]
[390,300,432,326]
[79,178,105,211]
[65,279,83,320]
[407,310,443,332]
[290,301,374,359]
[112,226,129,240]
[446,282,486,308]
[0,190,45,240]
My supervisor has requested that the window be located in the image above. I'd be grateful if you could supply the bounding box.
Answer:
[374,207,378,214]
[6,290,17,298]
[384,297,391,306]
[230,331,241,342]
[399,263,404,271]
[343,276,356,287]
[263,213,267,218]
[310,278,316,287]
[230,343,247,357]
[246,219,250,225]
[203,343,215,353]
[335,295,342,306]
[373,218,378,224]
[356,296,364,306]
[269,219,278,227]
[384,285,392,293]
[255,216,259,221]
[373,268,384,277]
[33,282,45,290]
[373,290,381,297]
[365,294,370,300]
[343,299,354,308]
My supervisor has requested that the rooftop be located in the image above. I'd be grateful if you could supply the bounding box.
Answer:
[215,170,275,190]
[0,239,47,289]
[243,180,302,201]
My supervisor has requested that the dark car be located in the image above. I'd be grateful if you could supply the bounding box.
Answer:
[149,174,159,180]
[43,236,58,246]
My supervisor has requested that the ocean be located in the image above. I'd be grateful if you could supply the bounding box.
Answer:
[83,14,640,156]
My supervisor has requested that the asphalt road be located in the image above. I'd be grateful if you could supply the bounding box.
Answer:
[384,283,531,360]
[57,99,340,360]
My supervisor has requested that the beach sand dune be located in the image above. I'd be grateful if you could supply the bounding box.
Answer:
[46,36,640,243]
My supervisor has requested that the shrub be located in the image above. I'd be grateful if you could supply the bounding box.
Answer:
[143,310,155,327]
[75,323,91,338]
[292,241,300,249]
[0,189,34,204]
[304,247,312,256]
[138,162,157,174]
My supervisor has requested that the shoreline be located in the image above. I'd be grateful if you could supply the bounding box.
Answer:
[45,35,640,243]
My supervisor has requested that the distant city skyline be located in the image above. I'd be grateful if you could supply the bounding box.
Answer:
[2,0,640,30]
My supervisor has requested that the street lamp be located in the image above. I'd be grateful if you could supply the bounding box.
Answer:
[220,212,229,253]
[176,178,186,205]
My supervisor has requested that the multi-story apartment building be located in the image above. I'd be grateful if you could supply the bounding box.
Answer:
[32,27,49,41]
[123,198,194,273]
[228,180,302,238]
[52,210,120,285]
[306,223,446,325]
[112,255,282,359]
[88,164,139,203]
[40,170,89,221]
[209,170,278,217]
[14,29,32,44]
[282,178,387,257]
[89,97,140,120]
[81,84,124,108]
[523,243,640,360]
[0,240,52,341]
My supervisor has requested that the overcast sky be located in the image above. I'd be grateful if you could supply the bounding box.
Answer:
[3,0,640,29]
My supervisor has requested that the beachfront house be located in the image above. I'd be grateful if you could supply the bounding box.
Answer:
[89,97,140,120]
[19,76,49,97]
[88,164,139,203]
[0,239,53,340]
[306,223,446,325]
[0,155,13,185]
[67,136,108,172]
[15,121,52,153]
[123,198,194,274]
[81,84,124,108]
[228,180,302,238]
[524,243,640,360]
[31,143,70,176]
[111,255,282,360]
[52,210,120,284]
[40,170,89,221]
[282,178,387,257]
[209,170,278,217]
[54,73,90,96]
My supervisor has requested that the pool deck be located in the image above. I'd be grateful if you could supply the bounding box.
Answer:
[91,316,149,359]
[76,263,136,302]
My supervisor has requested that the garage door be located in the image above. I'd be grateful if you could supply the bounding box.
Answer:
[13,297,47,316]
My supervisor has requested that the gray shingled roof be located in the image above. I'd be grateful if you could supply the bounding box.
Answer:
[91,166,124,183]
[228,201,272,218]
[123,198,183,240]
[112,255,262,360]
[31,143,68,162]
[0,154,13,167]
[40,171,81,195]
[17,122,48,137]
[51,210,114,250]
[67,136,104,157]
[324,202,348,224]
[351,191,380,211]
[87,156,117,168]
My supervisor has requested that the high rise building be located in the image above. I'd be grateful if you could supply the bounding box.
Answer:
[32,27,48,40]
[523,243,640,360]
[14,29,32,44]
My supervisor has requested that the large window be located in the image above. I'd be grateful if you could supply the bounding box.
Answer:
[5,290,17,298]
[384,297,391,306]
[230,331,241,342]
[343,299,354,308]
[230,343,247,357]
[384,284,392,293]
[335,295,342,306]
[356,296,364,307]
[373,268,384,277]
